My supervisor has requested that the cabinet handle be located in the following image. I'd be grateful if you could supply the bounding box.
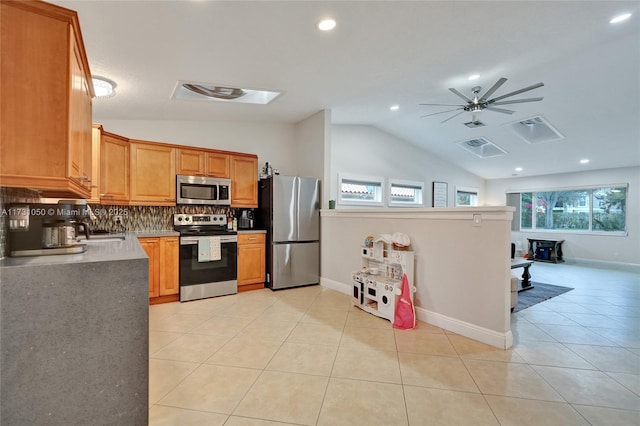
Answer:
[248,237,257,241]
[100,194,114,198]
[165,198,175,202]
[74,175,90,181]
[90,185,98,188]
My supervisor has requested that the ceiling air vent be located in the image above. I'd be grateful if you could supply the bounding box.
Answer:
[456,137,508,158]
[170,80,282,105]
[507,115,564,144]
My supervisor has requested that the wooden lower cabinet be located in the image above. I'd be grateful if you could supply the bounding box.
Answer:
[139,236,179,304]
[237,233,266,292]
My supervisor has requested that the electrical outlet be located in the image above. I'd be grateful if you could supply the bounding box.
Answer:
[472,214,482,226]
[114,215,123,225]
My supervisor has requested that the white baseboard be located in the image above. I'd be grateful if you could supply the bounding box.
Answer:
[320,277,513,349]
[320,277,351,295]
[414,306,513,349]
[565,257,640,273]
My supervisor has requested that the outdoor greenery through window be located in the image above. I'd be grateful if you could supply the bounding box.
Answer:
[515,186,627,233]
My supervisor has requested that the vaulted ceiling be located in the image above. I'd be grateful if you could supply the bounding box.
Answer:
[53,1,639,179]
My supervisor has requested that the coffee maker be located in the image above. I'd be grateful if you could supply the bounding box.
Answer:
[8,201,90,256]
[237,209,255,229]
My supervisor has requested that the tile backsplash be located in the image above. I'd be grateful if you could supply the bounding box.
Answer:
[88,204,231,232]
[0,186,236,258]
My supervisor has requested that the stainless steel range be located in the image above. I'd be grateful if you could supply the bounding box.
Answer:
[173,213,238,302]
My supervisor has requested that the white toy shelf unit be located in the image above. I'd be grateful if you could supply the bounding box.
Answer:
[352,242,415,324]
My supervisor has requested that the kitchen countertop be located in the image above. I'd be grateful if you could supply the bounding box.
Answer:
[0,232,147,267]
[133,230,180,238]
[237,229,266,234]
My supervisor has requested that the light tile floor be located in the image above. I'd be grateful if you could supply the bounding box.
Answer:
[149,262,640,425]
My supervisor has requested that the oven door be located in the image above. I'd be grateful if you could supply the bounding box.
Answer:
[179,235,238,301]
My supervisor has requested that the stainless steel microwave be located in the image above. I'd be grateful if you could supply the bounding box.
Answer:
[176,175,231,205]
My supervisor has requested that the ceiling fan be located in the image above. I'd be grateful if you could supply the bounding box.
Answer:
[420,77,544,124]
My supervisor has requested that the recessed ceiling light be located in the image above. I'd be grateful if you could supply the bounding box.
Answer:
[580,159,590,164]
[610,13,632,24]
[468,74,480,81]
[390,105,399,111]
[515,167,523,172]
[318,18,336,31]
[92,76,116,98]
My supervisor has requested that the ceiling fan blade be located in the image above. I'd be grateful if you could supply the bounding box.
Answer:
[449,88,473,103]
[488,82,544,103]
[490,97,544,106]
[420,108,463,118]
[419,103,465,107]
[485,107,516,115]
[479,77,507,100]
[441,111,465,123]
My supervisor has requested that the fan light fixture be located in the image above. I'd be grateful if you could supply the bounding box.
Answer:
[92,76,116,98]
[419,77,544,124]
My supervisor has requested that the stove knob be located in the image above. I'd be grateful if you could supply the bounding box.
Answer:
[177,216,183,222]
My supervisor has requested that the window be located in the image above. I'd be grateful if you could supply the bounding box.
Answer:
[388,179,424,207]
[455,186,479,206]
[508,185,627,234]
[338,173,384,207]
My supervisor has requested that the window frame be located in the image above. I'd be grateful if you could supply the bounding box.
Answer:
[507,184,628,236]
[455,186,479,207]
[387,178,425,208]
[337,173,385,207]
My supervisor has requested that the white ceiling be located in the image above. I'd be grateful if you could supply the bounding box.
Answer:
[54,0,639,180]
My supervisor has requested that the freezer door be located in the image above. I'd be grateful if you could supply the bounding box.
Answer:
[297,177,320,241]
[272,175,297,242]
[272,242,319,289]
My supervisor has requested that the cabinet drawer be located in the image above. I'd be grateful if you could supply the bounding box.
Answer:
[238,233,265,245]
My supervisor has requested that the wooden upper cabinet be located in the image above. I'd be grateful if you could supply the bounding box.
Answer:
[100,132,130,204]
[130,141,176,205]
[230,154,258,208]
[0,1,94,198]
[176,148,206,176]
[206,152,231,178]
[88,124,102,203]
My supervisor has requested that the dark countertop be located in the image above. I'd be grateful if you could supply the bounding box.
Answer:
[0,232,147,267]
[237,229,266,234]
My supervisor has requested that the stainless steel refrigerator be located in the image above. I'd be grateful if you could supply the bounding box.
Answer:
[258,175,320,290]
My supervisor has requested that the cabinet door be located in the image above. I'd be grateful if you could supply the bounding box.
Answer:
[139,238,160,298]
[88,124,102,203]
[230,155,258,207]
[237,233,266,286]
[176,148,205,176]
[130,142,176,205]
[159,237,179,296]
[67,27,92,194]
[0,2,91,198]
[206,152,230,178]
[100,134,130,204]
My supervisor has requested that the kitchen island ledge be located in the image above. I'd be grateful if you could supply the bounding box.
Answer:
[0,234,149,425]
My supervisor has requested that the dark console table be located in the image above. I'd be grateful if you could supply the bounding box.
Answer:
[511,258,534,291]
[527,238,564,263]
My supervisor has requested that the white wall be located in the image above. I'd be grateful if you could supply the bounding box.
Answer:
[98,119,298,175]
[321,208,514,348]
[486,166,640,265]
[293,110,331,206]
[331,125,486,207]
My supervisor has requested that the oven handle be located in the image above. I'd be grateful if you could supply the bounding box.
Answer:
[180,236,238,245]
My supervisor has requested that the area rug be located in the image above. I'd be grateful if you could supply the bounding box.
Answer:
[513,282,574,313]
